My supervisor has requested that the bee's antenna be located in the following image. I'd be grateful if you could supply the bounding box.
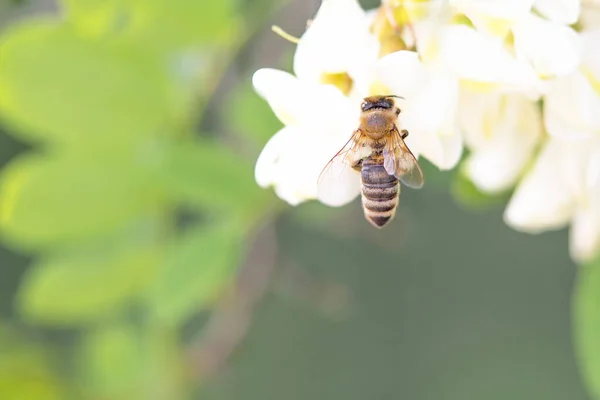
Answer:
[387,95,405,100]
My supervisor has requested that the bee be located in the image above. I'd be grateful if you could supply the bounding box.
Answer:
[317,95,424,228]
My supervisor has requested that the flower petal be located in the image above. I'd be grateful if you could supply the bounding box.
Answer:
[402,74,463,170]
[254,127,296,189]
[504,139,577,232]
[293,0,379,82]
[581,4,600,31]
[534,0,580,25]
[252,68,357,129]
[513,14,583,79]
[316,160,362,207]
[543,71,600,140]
[581,29,600,87]
[570,138,600,262]
[440,25,539,91]
[460,93,543,193]
[255,123,357,206]
[358,50,426,98]
[570,199,600,262]
[450,0,535,37]
[409,127,463,170]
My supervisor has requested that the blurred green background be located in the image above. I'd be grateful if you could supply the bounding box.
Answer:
[0,0,595,399]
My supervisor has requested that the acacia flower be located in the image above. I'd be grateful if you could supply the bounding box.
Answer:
[505,138,600,262]
[252,0,600,263]
[255,0,545,207]
[505,28,600,262]
[458,91,543,193]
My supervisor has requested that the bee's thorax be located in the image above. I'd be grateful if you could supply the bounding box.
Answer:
[361,109,397,140]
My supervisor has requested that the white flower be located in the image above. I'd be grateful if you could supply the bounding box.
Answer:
[253,69,358,206]
[448,0,582,84]
[505,137,600,262]
[544,30,600,140]
[438,25,540,93]
[293,0,379,84]
[352,50,463,170]
[449,0,535,37]
[459,91,543,193]
[512,14,583,80]
[505,25,600,262]
[449,0,580,36]
[534,0,581,25]
[581,1,600,30]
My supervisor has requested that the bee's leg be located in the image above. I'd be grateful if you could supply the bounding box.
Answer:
[400,129,409,139]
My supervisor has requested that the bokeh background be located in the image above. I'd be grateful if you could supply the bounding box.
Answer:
[0,0,593,399]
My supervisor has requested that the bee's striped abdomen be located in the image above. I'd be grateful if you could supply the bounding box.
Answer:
[360,154,399,228]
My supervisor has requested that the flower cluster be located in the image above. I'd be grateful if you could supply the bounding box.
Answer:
[253,0,600,263]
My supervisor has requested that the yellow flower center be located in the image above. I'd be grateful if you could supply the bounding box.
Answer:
[320,72,354,96]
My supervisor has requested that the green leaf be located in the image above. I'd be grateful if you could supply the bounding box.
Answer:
[60,0,122,36]
[574,257,600,399]
[0,21,178,145]
[79,323,143,398]
[159,140,269,219]
[450,170,511,211]
[0,154,156,249]
[125,0,237,50]
[0,328,66,400]
[79,323,185,399]
[17,238,161,325]
[146,223,243,326]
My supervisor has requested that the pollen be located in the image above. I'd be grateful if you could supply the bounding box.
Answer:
[320,72,354,96]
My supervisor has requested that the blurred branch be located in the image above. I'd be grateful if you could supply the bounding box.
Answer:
[186,220,278,380]
[272,262,353,321]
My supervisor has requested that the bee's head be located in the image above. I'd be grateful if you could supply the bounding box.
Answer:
[361,95,404,115]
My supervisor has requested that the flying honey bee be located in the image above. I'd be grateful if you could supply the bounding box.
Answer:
[317,95,424,228]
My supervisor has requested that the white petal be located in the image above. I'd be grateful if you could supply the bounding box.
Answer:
[440,25,539,91]
[316,160,362,207]
[504,139,576,232]
[252,68,357,129]
[581,5,600,31]
[534,0,580,25]
[570,200,600,263]
[255,123,357,206]
[581,29,600,86]
[460,93,543,193]
[254,127,296,188]
[358,50,426,98]
[406,74,459,137]
[544,71,600,140]
[513,14,583,79]
[570,138,600,262]
[409,128,463,170]
[293,0,379,82]
[401,74,463,170]
[450,0,535,37]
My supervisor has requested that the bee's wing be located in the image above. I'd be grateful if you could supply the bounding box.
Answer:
[317,130,364,206]
[383,128,424,189]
